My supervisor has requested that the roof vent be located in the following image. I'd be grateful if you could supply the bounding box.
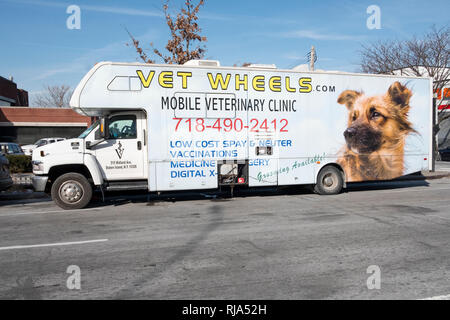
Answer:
[183,60,220,67]
[246,64,277,69]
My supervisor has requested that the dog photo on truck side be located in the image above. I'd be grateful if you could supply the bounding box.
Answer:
[336,81,419,181]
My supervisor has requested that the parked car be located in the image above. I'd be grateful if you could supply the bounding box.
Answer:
[21,138,66,156]
[0,153,13,191]
[0,142,25,156]
[439,147,450,161]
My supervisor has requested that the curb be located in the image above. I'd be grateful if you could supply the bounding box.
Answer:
[395,172,450,181]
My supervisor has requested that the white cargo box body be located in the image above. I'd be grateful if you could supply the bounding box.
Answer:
[71,62,433,192]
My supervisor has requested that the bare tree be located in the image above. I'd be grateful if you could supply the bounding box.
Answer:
[33,85,72,108]
[127,0,207,65]
[359,25,450,135]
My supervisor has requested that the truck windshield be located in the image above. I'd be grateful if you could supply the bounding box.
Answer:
[78,120,99,139]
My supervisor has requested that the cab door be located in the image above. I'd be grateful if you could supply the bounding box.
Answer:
[94,112,146,181]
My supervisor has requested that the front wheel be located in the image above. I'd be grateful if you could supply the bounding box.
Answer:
[51,173,92,210]
[314,166,344,195]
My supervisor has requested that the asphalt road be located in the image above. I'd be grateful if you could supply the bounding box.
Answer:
[0,178,450,300]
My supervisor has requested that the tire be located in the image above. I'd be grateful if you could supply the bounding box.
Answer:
[51,173,92,210]
[314,166,344,195]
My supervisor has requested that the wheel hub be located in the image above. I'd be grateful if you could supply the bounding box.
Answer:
[60,181,83,203]
[323,173,335,188]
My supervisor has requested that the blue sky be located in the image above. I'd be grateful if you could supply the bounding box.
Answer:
[0,0,448,102]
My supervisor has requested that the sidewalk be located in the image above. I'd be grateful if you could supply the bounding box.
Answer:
[435,160,450,172]
[395,161,450,181]
[396,169,450,181]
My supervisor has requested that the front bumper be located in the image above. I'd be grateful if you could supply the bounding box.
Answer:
[32,175,49,192]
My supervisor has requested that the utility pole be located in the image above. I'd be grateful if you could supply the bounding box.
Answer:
[432,97,436,172]
[307,46,316,71]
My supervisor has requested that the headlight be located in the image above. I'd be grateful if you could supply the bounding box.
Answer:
[32,160,44,172]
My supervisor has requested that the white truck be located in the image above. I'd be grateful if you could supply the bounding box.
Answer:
[22,137,66,156]
[32,60,433,209]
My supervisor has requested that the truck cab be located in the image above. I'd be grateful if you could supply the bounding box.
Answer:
[32,110,148,209]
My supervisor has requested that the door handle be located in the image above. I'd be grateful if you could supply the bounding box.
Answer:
[137,141,142,150]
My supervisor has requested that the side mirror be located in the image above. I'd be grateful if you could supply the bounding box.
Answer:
[100,117,109,138]
[95,117,109,140]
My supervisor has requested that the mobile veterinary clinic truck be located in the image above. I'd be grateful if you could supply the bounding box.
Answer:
[31,60,433,210]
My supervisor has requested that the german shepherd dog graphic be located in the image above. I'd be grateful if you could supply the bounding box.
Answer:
[337,81,416,181]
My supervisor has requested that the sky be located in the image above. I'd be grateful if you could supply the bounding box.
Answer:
[0,0,448,103]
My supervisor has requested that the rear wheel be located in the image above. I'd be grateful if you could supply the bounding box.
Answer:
[314,166,343,195]
[51,173,92,210]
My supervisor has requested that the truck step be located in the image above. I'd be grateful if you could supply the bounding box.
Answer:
[106,180,148,191]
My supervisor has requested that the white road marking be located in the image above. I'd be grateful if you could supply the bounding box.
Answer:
[0,206,106,217]
[0,239,108,251]
[420,293,450,300]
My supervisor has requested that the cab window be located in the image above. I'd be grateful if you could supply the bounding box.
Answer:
[36,140,47,147]
[7,144,14,154]
[108,115,137,139]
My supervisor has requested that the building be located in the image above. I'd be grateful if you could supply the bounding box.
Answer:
[393,67,450,148]
[0,107,93,144]
[0,76,29,106]
[0,76,94,144]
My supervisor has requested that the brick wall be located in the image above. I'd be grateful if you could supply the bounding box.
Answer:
[0,77,17,101]
[0,107,94,144]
